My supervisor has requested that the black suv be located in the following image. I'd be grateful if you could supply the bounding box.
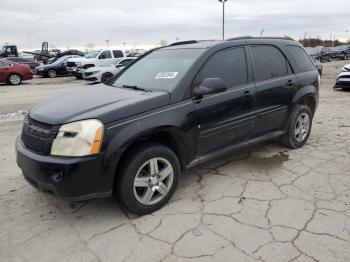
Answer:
[16,37,319,214]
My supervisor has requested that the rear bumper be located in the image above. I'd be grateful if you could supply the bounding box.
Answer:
[16,137,114,201]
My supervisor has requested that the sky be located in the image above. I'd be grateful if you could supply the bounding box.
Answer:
[0,0,349,51]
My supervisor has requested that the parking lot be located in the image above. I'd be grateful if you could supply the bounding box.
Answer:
[0,60,349,262]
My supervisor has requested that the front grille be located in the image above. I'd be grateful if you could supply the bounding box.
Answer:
[67,61,76,67]
[21,115,57,155]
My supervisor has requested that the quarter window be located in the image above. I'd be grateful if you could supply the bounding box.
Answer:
[198,47,248,87]
[251,45,288,81]
[287,46,315,73]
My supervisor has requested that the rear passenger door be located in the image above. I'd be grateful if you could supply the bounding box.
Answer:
[250,45,297,137]
[193,47,256,156]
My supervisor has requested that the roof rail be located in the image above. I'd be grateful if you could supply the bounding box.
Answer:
[226,36,295,41]
[168,40,199,46]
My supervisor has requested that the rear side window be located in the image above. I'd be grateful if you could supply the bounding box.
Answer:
[113,50,124,58]
[198,47,248,87]
[287,46,315,73]
[251,45,288,81]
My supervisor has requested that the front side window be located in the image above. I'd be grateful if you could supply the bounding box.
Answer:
[112,48,204,91]
[252,45,288,81]
[0,61,11,67]
[99,51,112,59]
[196,47,248,87]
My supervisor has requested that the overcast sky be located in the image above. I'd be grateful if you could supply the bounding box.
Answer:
[0,0,349,50]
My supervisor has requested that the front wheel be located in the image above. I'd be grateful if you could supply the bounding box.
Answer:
[280,105,313,149]
[101,72,113,83]
[8,74,22,85]
[47,69,57,78]
[116,143,180,215]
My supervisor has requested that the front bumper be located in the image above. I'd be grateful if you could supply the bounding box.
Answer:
[16,137,114,201]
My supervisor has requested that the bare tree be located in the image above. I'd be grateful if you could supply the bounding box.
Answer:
[159,40,168,47]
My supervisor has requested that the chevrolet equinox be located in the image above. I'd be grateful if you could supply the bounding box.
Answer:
[16,37,319,214]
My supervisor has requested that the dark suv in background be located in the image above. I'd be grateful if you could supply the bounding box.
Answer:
[16,37,319,214]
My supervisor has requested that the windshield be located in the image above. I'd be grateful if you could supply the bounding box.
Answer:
[85,51,99,58]
[112,48,204,91]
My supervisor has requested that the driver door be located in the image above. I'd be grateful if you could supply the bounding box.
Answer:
[98,50,113,66]
[193,47,256,156]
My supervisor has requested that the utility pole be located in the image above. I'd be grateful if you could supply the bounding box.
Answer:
[218,0,228,40]
[105,40,110,48]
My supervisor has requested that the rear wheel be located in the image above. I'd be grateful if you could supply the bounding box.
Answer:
[280,105,313,149]
[116,143,180,215]
[47,69,57,78]
[7,74,22,85]
[101,72,113,83]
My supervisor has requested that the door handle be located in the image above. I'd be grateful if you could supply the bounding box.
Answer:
[287,79,296,86]
[241,90,253,100]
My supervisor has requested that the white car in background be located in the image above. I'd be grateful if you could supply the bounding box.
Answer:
[83,57,136,83]
[66,49,124,79]
[334,64,350,90]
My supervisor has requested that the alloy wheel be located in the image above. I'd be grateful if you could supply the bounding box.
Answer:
[295,113,310,143]
[133,157,174,206]
[9,74,21,85]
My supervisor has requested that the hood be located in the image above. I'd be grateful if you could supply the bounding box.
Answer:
[337,72,350,80]
[85,65,114,73]
[30,84,171,125]
[67,57,88,63]
[344,64,350,71]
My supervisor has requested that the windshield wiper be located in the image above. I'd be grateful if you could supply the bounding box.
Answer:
[122,85,149,92]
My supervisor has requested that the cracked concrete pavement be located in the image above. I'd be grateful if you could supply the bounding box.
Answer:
[0,61,350,261]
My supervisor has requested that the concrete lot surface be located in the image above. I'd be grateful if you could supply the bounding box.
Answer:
[0,61,350,262]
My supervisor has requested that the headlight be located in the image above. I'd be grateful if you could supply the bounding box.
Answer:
[51,119,104,157]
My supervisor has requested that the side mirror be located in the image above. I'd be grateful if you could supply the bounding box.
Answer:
[193,78,227,98]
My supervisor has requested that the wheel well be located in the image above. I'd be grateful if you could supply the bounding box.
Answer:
[115,130,186,176]
[298,96,316,115]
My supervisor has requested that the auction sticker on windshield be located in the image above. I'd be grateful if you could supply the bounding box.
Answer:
[155,72,178,79]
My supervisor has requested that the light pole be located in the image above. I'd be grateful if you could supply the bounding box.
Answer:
[218,0,228,40]
[105,40,110,48]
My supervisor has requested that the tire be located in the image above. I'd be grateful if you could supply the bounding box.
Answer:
[7,74,22,85]
[101,72,113,83]
[116,143,180,215]
[47,69,56,78]
[280,104,313,149]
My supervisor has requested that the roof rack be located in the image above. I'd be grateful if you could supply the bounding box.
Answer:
[168,40,199,46]
[226,36,295,41]
[168,40,219,47]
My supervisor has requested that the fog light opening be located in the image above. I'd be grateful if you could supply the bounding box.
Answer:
[51,171,64,182]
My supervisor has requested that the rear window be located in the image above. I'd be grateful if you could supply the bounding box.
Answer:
[287,46,315,73]
[251,45,288,81]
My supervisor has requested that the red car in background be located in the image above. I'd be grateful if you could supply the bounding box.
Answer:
[0,59,33,85]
